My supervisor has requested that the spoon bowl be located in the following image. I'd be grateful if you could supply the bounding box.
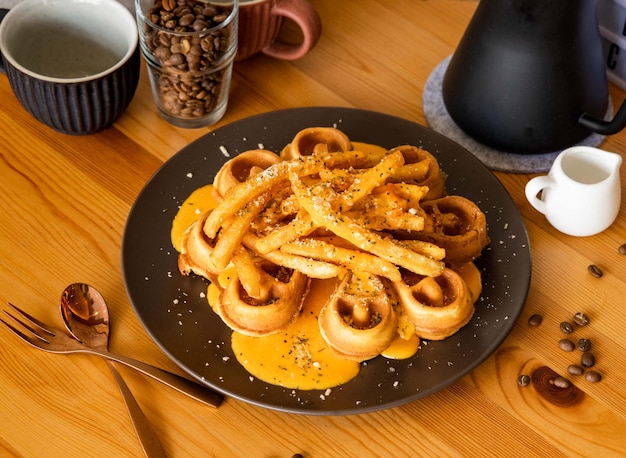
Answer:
[60,283,110,351]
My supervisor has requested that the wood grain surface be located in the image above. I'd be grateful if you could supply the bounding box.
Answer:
[1,1,625,456]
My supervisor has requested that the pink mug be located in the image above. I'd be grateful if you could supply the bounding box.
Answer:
[236,0,322,61]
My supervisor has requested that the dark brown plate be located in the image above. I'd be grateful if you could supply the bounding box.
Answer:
[122,107,531,415]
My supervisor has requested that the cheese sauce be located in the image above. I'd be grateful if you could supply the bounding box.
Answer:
[170,184,218,252]
[382,333,421,359]
[457,262,482,302]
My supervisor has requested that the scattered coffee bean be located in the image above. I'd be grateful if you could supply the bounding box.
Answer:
[558,338,575,352]
[553,376,571,388]
[559,321,574,333]
[518,374,531,387]
[585,370,602,383]
[577,338,591,352]
[619,243,626,255]
[581,351,595,368]
[587,264,603,278]
[528,314,543,326]
[573,312,590,327]
[567,364,584,376]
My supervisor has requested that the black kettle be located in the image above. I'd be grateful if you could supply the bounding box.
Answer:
[442,0,626,154]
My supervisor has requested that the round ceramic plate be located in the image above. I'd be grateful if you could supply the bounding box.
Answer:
[122,107,531,415]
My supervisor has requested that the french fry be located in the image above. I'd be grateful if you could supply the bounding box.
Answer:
[242,233,345,279]
[209,193,270,270]
[252,190,299,230]
[398,240,446,261]
[345,210,425,232]
[388,183,430,207]
[280,238,402,282]
[334,150,405,211]
[253,211,319,254]
[231,247,271,302]
[289,171,445,277]
[344,184,427,232]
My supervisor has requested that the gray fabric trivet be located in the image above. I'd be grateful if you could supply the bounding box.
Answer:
[423,55,612,173]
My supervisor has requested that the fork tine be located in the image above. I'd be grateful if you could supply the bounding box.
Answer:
[0,315,50,346]
[7,303,55,336]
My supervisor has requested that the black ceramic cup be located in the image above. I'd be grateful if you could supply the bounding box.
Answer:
[0,0,140,135]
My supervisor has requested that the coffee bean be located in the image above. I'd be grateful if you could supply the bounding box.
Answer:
[559,321,574,333]
[168,53,185,66]
[558,338,575,352]
[193,19,210,31]
[585,370,602,383]
[518,374,531,387]
[528,314,543,326]
[553,376,571,388]
[577,338,591,352]
[573,312,590,327]
[581,351,595,368]
[154,46,171,61]
[202,6,217,16]
[567,364,584,376]
[587,264,603,278]
[179,13,196,27]
[619,243,626,255]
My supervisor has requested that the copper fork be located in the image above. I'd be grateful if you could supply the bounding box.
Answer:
[1,303,223,408]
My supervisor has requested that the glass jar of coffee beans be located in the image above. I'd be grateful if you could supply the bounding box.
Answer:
[136,0,238,127]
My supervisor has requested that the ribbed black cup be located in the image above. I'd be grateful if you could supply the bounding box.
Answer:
[0,0,140,135]
[3,48,140,135]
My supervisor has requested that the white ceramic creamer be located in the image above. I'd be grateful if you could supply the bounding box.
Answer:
[525,146,622,236]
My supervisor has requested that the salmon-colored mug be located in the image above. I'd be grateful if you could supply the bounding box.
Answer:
[236,0,322,61]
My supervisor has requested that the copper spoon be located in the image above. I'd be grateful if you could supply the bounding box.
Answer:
[57,283,223,408]
[60,283,166,457]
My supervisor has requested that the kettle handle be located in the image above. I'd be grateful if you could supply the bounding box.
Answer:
[579,98,626,135]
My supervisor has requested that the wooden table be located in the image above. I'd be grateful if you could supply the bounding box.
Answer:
[1,1,625,456]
